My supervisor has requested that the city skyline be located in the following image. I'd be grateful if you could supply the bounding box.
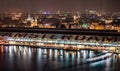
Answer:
[0,0,120,13]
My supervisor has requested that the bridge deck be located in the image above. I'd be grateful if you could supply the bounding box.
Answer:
[0,27,120,36]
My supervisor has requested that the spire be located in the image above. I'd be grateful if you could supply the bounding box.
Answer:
[27,14,33,22]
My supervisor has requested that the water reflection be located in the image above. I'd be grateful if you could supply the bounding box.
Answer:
[0,45,119,71]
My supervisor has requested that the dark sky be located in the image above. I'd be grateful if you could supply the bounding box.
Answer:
[0,0,120,13]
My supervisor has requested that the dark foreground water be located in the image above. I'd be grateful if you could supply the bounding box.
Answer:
[0,45,120,71]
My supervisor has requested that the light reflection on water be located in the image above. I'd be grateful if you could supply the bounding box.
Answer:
[0,45,119,71]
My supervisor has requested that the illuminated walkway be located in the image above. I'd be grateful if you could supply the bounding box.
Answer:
[0,28,120,53]
[0,42,119,54]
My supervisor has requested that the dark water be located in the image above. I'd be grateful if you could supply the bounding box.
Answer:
[0,45,120,71]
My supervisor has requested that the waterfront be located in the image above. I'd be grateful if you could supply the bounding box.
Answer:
[0,45,119,71]
[0,0,120,71]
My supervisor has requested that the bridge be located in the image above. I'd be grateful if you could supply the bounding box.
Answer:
[0,27,120,53]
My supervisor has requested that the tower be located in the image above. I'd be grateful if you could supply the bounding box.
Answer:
[34,16,38,26]
[31,16,38,27]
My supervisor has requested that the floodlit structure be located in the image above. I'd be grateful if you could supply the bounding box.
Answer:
[0,28,120,52]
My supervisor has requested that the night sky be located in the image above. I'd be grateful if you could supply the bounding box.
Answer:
[0,0,120,13]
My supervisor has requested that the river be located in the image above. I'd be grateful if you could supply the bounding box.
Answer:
[0,45,119,71]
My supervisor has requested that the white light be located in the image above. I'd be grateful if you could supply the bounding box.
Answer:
[90,60,105,66]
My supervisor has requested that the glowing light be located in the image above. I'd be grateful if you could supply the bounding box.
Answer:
[37,48,42,60]
[90,59,105,66]
[118,54,120,59]
[89,51,94,58]
[60,50,63,55]
[66,52,69,61]
[77,51,80,64]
